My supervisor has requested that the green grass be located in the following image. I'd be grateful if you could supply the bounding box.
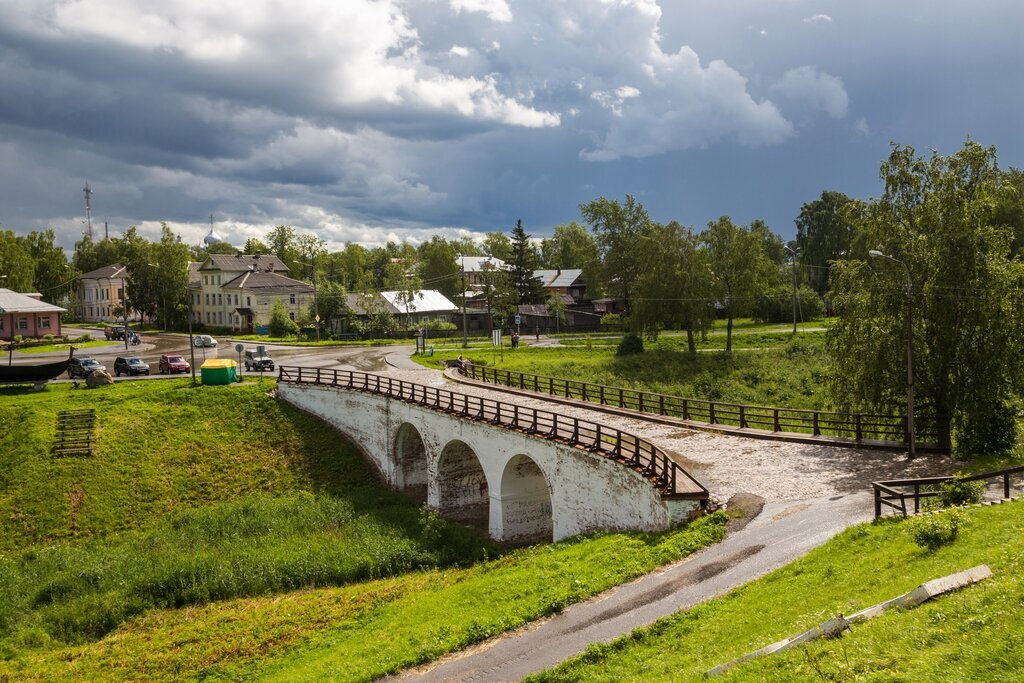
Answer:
[528,501,1024,682]
[0,514,727,681]
[0,376,729,680]
[14,340,113,354]
[559,329,826,351]
[231,334,410,346]
[418,337,833,410]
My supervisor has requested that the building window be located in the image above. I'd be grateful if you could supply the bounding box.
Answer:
[40,317,51,329]
[117,287,123,300]
[289,294,296,304]
[205,294,210,305]
[247,296,251,306]
[0,318,4,331]
[289,312,295,321]
[234,294,239,305]
[16,317,28,330]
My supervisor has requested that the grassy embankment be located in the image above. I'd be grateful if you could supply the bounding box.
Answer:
[418,332,832,410]
[13,340,113,354]
[531,500,1024,682]
[0,379,726,680]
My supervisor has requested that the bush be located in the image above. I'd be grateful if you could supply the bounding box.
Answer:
[268,300,299,338]
[953,397,1018,458]
[909,508,966,552]
[938,477,986,507]
[600,313,623,327]
[752,284,824,324]
[616,333,644,356]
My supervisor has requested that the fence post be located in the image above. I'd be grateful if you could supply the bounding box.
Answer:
[874,486,882,518]
[739,405,746,429]
[856,414,863,442]
[773,408,780,432]
[1005,473,1011,499]
[813,412,820,436]
[913,482,920,514]
[659,394,665,415]
[682,398,689,420]
[600,385,605,405]
[709,402,716,424]
[618,387,624,407]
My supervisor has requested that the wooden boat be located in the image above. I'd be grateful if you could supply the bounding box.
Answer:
[0,347,73,388]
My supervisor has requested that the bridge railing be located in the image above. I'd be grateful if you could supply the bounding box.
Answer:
[872,465,1024,517]
[277,365,708,501]
[462,365,950,452]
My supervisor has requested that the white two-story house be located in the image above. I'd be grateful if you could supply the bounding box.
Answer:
[190,254,314,333]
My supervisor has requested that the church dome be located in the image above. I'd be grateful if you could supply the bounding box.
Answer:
[204,226,226,245]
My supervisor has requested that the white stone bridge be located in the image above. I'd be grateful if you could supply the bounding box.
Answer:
[277,366,708,543]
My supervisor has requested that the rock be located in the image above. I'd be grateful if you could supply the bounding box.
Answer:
[86,370,114,388]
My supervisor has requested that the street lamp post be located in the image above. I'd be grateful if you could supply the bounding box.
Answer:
[785,245,799,334]
[298,259,320,342]
[868,249,915,458]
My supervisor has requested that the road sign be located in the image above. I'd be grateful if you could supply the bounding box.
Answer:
[315,314,320,322]
[234,343,244,353]
[492,329,502,346]
[514,314,521,325]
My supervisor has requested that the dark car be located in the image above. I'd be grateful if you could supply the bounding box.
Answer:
[159,354,191,374]
[67,357,106,379]
[244,348,274,372]
[104,325,127,340]
[114,356,150,377]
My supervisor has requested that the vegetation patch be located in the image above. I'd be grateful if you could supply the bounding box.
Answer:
[528,501,1024,682]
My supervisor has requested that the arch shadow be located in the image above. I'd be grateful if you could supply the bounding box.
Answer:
[393,422,428,502]
[498,454,553,544]
[436,439,490,531]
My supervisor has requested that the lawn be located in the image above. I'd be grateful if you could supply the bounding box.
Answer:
[0,378,727,680]
[417,337,833,410]
[529,500,1024,682]
[13,340,114,354]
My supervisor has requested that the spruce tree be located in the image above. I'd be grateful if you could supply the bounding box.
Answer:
[508,220,546,304]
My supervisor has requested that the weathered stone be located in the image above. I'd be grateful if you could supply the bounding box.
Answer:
[85,370,114,388]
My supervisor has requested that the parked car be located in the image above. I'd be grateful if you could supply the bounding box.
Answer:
[114,356,150,377]
[159,354,191,374]
[193,335,218,347]
[67,357,106,379]
[244,348,274,372]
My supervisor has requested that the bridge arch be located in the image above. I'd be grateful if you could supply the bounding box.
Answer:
[496,454,553,544]
[435,439,491,530]
[393,422,428,501]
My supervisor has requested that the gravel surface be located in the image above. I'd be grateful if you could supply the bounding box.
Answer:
[384,364,956,505]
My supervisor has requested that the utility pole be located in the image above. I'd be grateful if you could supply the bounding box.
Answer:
[461,257,468,348]
[786,245,798,334]
[312,256,320,342]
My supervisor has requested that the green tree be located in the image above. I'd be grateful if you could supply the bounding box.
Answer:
[243,238,270,254]
[828,141,1024,456]
[507,220,545,304]
[701,216,774,352]
[547,293,567,334]
[540,221,599,269]
[205,242,237,255]
[268,299,299,337]
[417,236,460,299]
[266,225,298,273]
[17,229,70,303]
[795,191,860,295]
[633,221,714,353]
[477,261,516,333]
[0,228,34,291]
[579,195,653,314]
[483,231,513,261]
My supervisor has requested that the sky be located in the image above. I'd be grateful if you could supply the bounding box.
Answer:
[1,0,1022,252]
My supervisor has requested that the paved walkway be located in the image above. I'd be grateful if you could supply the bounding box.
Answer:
[391,492,871,683]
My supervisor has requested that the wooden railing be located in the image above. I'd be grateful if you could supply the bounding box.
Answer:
[872,466,1024,517]
[462,365,950,452]
[278,366,708,501]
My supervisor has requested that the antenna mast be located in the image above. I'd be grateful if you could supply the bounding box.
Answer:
[83,183,94,238]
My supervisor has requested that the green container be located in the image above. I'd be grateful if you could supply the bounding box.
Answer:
[201,359,237,385]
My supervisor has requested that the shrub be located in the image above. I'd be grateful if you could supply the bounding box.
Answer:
[938,477,986,507]
[616,333,644,356]
[909,508,966,552]
[600,313,623,327]
[752,284,825,324]
[268,300,299,337]
[953,397,1018,458]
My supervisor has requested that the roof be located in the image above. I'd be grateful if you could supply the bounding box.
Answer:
[221,271,314,294]
[517,304,550,317]
[380,290,458,314]
[201,254,288,273]
[80,263,127,280]
[458,256,507,272]
[534,269,584,288]
[188,261,202,286]
[0,289,66,314]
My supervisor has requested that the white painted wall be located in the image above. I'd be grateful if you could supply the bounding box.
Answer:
[278,382,700,542]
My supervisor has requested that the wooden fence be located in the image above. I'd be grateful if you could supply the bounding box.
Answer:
[463,365,950,452]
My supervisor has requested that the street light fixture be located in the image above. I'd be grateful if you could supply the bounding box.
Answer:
[868,249,915,458]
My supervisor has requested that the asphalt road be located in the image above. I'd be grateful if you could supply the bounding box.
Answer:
[392,492,873,683]
[4,327,412,379]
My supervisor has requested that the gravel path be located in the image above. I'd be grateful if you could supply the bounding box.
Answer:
[382,363,956,505]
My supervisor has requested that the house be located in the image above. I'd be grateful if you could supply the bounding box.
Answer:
[0,289,66,340]
[338,290,458,328]
[457,256,507,288]
[78,264,137,323]
[533,268,587,302]
[191,253,314,332]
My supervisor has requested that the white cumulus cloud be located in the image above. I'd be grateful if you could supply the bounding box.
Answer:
[449,0,513,23]
[802,14,833,24]
[774,65,849,119]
